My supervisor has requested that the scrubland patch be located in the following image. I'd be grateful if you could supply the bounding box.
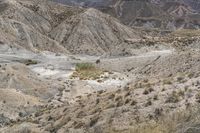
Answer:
[171,29,200,37]
[71,63,104,80]
[107,107,200,133]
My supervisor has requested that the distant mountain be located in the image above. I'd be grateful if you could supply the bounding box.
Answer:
[53,0,200,30]
[151,0,200,12]
[184,0,200,12]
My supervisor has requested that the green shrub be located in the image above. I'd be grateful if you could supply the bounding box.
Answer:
[75,63,95,71]
[23,59,38,65]
[72,62,104,80]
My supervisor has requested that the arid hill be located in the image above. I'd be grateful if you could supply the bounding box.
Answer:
[0,0,141,55]
[1,0,200,133]
[54,0,200,30]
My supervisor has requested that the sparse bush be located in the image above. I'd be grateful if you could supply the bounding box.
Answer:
[166,91,180,103]
[144,83,151,88]
[96,98,100,104]
[76,111,86,119]
[145,99,152,107]
[143,89,149,95]
[96,59,100,64]
[105,103,115,109]
[97,79,103,83]
[154,108,163,118]
[90,107,102,114]
[115,95,122,102]
[184,85,189,91]
[176,76,185,83]
[135,81,153,88]
[143,79,149,83]
[23,59,38,65]
[116,89,121,93]
[108,93,115,100]
[97,90,104,95]
[90,116,99,127]
[143,88,154,95]
[178,90,185,97]
[125,98,131,104]
[149,88,154,92]
[126,107,200,133]
[172,29,200,37]
[188,73,195,79]
[153,95,158,100]
[163,79,172,85]
[74,121,85,129]
[124,91,131,97]
[124,85,130,91]
[195,92,200,103]
[131,100,137,106]
[116,100,124,107]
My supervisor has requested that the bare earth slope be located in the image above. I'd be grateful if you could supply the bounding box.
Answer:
[0,0,68,53]
[0,63,61,127]
[50,8,140,55]
[0,0,141,55]
[55,0,200,30]
[1,0,200,133]
[2,50,200,133]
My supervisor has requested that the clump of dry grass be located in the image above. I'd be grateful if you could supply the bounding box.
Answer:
[166,91,180,103]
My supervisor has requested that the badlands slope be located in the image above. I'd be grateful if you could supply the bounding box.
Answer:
[0,0,200,133]
[0,0,142,55]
